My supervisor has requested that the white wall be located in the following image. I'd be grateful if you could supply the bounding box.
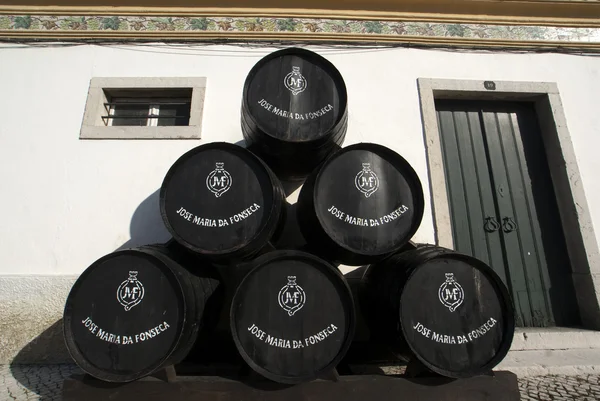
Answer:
[1,43,600,276]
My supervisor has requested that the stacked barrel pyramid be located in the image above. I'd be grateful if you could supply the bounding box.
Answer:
[63,48,515,385]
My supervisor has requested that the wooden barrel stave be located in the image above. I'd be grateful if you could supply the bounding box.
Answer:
[242,109,348,181]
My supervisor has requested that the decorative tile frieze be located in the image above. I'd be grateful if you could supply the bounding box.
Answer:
[0,15,599,44]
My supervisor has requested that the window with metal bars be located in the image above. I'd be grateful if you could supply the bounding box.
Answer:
[80,78,206,139]
[104,95,191,127]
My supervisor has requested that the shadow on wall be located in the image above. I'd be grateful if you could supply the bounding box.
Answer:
[118,140,251,251]
[115,138,308,252]
[9,319,79,401]
[117,188,171,250]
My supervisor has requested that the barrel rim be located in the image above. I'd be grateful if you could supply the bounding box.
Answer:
[159,141,282,258]
[312,142,425,258]
[63,248,190,383]
[229,250,356,384]
[241,47,348,144]
[398,249,516,378]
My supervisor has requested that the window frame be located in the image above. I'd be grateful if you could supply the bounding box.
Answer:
[80,77,206,139]
[105,95,192,127]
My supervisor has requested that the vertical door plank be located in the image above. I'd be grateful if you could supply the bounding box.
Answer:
[463,109,509,286]
[452,110,489,262]
[481,109,551,327]
[508,107,580,326]
[437,109,472,253]
[480,110,538,327]
[494,109,554,326]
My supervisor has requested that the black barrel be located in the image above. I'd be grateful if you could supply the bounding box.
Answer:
[230,250,355,384]
[160,142,285,262]
[63,246,221,382]
[241,48,348,181]
[297,143,424,265]
[364,245,515,378]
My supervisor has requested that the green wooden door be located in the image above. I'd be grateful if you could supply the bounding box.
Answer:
[435,100,579,327]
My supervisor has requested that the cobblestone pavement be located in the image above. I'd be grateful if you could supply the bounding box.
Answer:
[0,365,81,401]
[2,364,600,400]
[518,375,600,400]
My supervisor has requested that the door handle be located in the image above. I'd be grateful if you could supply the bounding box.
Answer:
[484,216,500,232]
[502,217,517,233]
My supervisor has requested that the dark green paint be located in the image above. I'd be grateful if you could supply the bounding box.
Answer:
[435,100,579,327]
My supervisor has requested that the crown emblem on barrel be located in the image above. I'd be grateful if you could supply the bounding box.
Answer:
[284,66,307,96]
[438,273,465,312]
[355,163,380,198]
[116,271,145,311]
[278,276,306,316]
[206,162,232,198]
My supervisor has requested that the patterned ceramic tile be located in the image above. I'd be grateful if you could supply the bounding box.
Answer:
[0,15,599,43]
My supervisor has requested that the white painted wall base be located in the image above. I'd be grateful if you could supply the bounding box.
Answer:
[512,328,600,351]
[0,276,76,364]
[497,349,600,377]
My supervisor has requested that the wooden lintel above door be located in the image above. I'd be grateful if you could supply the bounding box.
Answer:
[2,0,600,27]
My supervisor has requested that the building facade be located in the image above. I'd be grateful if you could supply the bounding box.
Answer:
[1,0,600,366]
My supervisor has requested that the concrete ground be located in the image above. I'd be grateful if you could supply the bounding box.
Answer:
[2,365,600,400]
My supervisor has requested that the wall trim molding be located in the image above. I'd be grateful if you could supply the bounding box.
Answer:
[1,15,600,51]
[417,77,600,329]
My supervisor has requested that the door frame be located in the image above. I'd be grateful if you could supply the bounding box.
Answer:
[417,78,600,330]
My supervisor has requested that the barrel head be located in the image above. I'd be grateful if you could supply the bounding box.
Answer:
[160,142,283,260]
[299,143,424,265]
[243,48,346,143]
[230,251,355,384]
[241,48,348,181]
[63,249,187,382]
[400,253,515,378]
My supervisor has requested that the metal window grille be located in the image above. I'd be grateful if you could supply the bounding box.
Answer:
[102,97,191,127]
